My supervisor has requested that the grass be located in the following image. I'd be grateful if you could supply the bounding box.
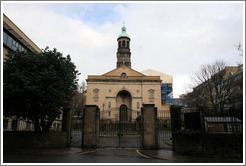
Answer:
[165,140,172,146]
[71,139,80,144]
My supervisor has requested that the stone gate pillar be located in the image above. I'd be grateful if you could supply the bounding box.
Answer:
[82,105,100,148]
[62,107,72,147]
[141,104,158,149]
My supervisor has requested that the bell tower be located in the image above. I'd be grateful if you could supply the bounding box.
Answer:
[117,25,131,68]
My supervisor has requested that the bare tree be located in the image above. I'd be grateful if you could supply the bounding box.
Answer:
[80,81,87,112]
[235,42,243,57]
[187,60,243,117]
[71,81,87,118]
[78,81,87,93]
[235,42,243,66]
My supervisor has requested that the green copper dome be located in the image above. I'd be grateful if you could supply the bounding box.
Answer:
[118,25,130,39]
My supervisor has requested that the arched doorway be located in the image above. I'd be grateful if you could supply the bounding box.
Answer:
[116,90,132,121]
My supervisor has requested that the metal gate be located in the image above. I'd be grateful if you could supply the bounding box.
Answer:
[99,111,141,148]
[157,111,172,149]
[73,108,172,148]
[70,115,83,147]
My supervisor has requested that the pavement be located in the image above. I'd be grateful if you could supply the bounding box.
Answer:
[3,147,243,164]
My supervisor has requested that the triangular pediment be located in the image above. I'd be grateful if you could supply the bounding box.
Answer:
[103,66,145,77]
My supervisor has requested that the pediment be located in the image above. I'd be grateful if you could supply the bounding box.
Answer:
[103,66,145,77]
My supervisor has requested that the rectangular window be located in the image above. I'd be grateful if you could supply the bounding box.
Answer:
[3,119,8,129]
[3,31,8,44]
[93,89,99,98]
[108,102,111,108]
[18,43,22,51]
[26,122,31,129]
[12,40,16,48]
[12,120,18,131]
[12,40,18,51]
[7,35,13,48]
[137,102,140,109]
[4,32,27,52]
[149,89,155,101]
[93,89,99,102]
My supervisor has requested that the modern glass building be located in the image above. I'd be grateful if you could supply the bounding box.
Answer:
[161,83,173,105]
[3,13,42,60]
[141,69,173,105]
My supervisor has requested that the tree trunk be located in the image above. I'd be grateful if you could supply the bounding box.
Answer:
[34,118,42,132]
[40,118,51,132]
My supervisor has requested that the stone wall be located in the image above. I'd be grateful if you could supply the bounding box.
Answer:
[3,131,68,148]
[172,131,243,157]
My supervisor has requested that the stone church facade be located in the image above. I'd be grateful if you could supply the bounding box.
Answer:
[86,26,170,121]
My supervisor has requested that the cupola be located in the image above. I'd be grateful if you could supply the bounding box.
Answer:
[116,25,131,68]
[118,25,130,39]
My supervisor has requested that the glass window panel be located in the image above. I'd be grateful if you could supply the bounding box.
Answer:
[19,45,22,51]
[3,119,8,129]
[11,45,17,51]
[26,122,30,129]
[3,31,7,44]
[7,35,13,48]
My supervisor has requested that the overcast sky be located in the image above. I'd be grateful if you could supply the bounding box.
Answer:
[2,2,244,98]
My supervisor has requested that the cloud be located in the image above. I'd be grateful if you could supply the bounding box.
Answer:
[3,3,120,81]
[2,2,243,97]
[118,3,243,97]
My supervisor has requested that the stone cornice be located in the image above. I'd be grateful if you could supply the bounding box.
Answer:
[87,75,161,83]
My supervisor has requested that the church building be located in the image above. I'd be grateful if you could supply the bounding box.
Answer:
[86,26,170,121]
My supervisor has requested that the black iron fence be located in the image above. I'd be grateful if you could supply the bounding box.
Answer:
[181,110,243,133]
[157,111,172,149]
[98,110,173,149]
[3,118,62,131]
[70,116,83,147]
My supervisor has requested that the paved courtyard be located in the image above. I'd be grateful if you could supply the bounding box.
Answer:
[3,147,243,163]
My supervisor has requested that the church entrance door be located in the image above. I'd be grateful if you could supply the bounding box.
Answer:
[120,104,128,121]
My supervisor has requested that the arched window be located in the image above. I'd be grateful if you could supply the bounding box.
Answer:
[121,73,127,77]
[122,40,125,47]
[119,41,121,47]
[127,41,129,48]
